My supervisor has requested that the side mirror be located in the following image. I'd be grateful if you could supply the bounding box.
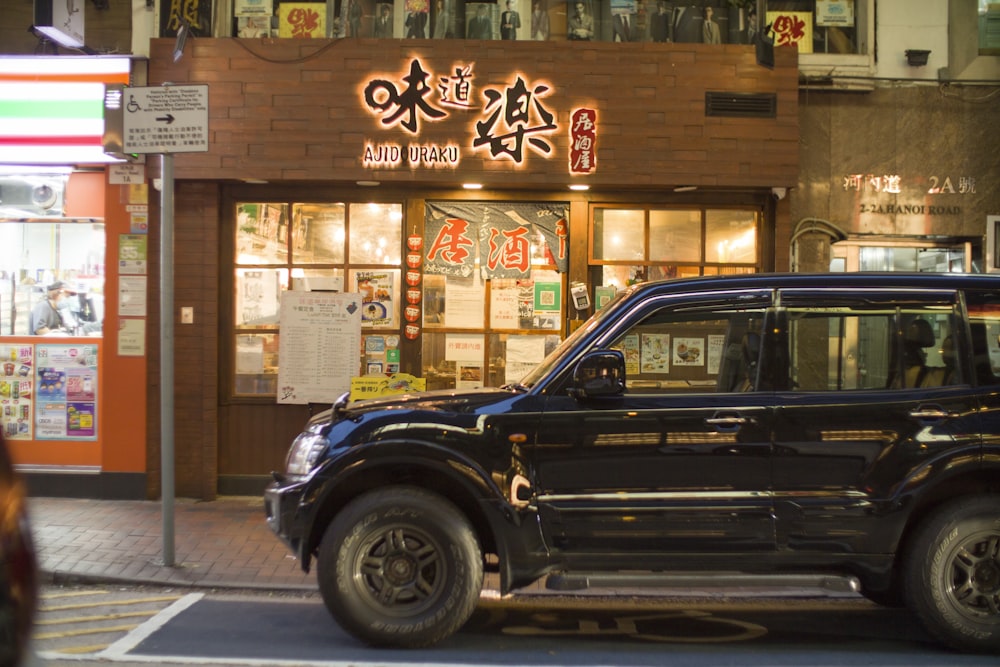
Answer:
[571,350,626,398]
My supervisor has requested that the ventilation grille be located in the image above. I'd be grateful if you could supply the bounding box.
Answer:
[705,91,777,118]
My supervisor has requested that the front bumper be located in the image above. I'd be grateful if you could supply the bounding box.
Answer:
[264,478,311,571]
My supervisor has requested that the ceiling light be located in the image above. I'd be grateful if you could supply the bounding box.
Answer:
[357,180,380,186]
[569,184,589,191]
[463,183,483,190]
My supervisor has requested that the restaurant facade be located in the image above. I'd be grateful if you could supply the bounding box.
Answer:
[2,1,997,500]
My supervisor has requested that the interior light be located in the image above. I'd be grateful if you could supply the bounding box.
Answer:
[569,184,589,191]
[463,183,483,190]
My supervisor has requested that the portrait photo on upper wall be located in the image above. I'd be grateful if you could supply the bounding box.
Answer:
[609,0,639,41]
[666,3,740,44]
[466,1,498,39]
[529,0,551,39]
[372,1,394,36]
[404,0,430,37]
[566,0,594,40]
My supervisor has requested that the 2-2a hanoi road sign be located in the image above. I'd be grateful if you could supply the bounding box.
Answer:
[121,85,209,154]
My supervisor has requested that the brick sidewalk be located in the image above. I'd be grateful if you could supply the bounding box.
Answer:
[27,496,316,590]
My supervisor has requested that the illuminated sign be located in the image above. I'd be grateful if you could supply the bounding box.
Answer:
[569,108,597,174]
[0,56,132,164]
[361,57,578,173]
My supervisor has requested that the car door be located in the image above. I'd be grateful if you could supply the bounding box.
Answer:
[770,288,983,555]
[527,289,777,563]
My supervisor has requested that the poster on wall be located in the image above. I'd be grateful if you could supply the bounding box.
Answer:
[34,344,98,441]
[0,344,34,440]
[277,291,362,404]
[159,0,213,37]
[352,270,399,328]
[280,2,328,37]
[767,10,813,52]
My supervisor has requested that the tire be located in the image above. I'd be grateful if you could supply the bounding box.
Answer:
[316,486,483,647]
[903,495,1000,653]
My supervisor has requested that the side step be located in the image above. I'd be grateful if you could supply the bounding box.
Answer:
[545,572,861,595]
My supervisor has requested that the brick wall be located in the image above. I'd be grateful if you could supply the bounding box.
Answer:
[148,38,799,189]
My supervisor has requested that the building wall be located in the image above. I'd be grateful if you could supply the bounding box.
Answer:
[792,85,1000,272]
[147,38,799,189]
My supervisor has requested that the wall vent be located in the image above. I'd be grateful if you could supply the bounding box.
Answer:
[705,92,777,118]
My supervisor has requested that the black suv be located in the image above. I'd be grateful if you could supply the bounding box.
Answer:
[265,272,1000,652]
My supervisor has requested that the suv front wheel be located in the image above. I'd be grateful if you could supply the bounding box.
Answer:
[904,495,1000,653]
[316,486,483,647]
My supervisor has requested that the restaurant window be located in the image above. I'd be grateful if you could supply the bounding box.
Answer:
[231,200,403,397]
[588,206,759,301]
[420,201,568,391]
[0,221,106,337]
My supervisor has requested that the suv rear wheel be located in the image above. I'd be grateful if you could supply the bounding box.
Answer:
[316,486,483,647]
[904,495,1000,653]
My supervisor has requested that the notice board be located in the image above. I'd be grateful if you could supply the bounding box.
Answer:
[277,292,362,404]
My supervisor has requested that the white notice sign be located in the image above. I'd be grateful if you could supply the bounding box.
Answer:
[122,85,209,154]
[277,292,363,404]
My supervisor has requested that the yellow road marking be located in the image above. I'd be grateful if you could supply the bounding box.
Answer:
[34,624,141,640]
[53,644,111,654]
[40,590,109,600]
[35,610,158,625]
[39,595,183,612]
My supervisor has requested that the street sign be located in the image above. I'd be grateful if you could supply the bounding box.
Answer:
[122,85,209,154]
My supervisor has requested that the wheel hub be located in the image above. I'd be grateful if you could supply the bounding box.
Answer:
[973,561,1000,595]
[385,553,416,585]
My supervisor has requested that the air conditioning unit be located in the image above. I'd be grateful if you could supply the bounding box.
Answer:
[0,175,66,217]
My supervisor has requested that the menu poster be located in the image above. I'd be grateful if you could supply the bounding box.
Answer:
[277,292,363,404]
[0,344,34,440]
[34,344,98,440]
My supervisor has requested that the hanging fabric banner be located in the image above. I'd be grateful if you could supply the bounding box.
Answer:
[424,202,568,278]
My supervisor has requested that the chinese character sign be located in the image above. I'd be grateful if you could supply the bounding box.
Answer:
[569,108,596,174]
[362,59,560,169]
[767,11,812,53]
[280,2,327,37]
[425,202,569,279]
[160,0,212,36]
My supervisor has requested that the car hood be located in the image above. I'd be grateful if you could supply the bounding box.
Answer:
[306,387,519,429]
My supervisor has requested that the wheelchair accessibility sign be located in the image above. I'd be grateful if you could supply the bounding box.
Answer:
[122,85,209,154]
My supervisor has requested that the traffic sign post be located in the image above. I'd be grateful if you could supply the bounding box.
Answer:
[116,84,209,567]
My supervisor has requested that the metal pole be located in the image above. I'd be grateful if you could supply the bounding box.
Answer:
[160,152,175,567]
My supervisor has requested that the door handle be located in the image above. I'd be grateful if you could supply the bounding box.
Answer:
[909,406,951,420]
[705,416,751,426]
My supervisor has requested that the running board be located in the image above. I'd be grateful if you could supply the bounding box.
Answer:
[545,572,861,595]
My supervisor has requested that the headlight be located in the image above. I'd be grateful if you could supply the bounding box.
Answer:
[285,432,327,476]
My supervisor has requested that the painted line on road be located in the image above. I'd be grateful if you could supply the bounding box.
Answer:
[96,593,205,660]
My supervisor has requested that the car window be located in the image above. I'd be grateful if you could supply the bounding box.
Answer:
[603,306,767,394]
[964,290,1000,386]
[786,304,961,391]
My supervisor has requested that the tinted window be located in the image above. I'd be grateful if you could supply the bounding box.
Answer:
[786,303,960,391]
[604,306,767,394]
[964,290,1000,386]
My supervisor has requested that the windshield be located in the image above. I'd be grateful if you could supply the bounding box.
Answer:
[518,286,635,387]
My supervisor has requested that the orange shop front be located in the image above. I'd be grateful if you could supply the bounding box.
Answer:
[0,56,150,499]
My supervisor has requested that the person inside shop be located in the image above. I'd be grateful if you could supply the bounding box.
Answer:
[31,281,73,336]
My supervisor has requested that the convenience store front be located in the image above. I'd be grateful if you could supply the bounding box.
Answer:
[145,37,800,498]
[0,56,149,498]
